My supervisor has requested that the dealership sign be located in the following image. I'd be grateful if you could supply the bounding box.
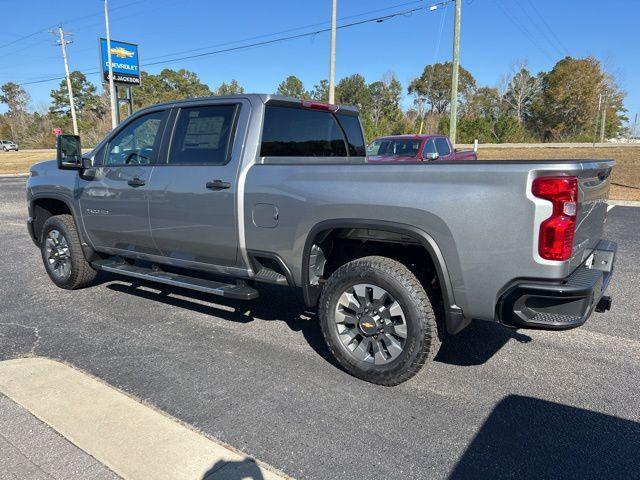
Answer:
[100,39,140,85]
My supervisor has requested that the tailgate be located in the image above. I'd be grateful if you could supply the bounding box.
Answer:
[570,160,615,270]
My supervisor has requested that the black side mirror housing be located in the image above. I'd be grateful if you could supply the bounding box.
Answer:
[56,135,82,170]
[80,156,96,180]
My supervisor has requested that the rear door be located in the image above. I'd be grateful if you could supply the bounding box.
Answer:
[147,101,245,269]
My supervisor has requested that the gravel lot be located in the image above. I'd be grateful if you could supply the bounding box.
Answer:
[1,176,639,479]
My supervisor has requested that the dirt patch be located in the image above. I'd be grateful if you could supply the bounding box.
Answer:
[478,146,640,201]
[0,150,57,175]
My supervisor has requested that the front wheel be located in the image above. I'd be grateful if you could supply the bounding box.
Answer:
[40,214,97,289]
[319,256,442,386]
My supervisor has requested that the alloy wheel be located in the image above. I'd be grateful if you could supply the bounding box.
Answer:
[334,283,408,365]
[45,229,71,280]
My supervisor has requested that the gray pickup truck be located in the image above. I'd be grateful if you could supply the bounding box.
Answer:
[26,94,616,385]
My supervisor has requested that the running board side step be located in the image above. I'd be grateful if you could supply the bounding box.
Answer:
[92,259,259,300]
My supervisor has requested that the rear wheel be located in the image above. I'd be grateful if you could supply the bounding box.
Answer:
[319,256,441,386]
[40,214,97,289]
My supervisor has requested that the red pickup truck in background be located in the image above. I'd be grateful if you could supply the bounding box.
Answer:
[366,134,477,162]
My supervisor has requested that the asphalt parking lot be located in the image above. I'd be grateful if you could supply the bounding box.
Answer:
[1,175,639,480]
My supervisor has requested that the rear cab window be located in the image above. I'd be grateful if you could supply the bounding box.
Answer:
[260,105,365,158]
[434,137,451,156]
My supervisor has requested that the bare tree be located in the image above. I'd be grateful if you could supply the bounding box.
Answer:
[503,60,541,124]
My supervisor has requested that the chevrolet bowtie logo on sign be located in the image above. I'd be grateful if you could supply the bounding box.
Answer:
[110,47,134,59]
[100,38,141,86]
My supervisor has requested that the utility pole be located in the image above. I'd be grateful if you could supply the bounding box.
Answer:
[54,27,78,136]
[104,0,118,129]
[328,0,337,104]
[599,96,607,143]
[449,0,462,147]
[593,93,602,146]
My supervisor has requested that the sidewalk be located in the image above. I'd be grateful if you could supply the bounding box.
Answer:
[0,394,120,479]
[0,358,290,480]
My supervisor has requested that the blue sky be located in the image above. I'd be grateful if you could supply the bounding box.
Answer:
[1,0,638,123]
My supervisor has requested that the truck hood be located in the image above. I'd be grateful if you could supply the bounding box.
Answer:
[30,159,57,176]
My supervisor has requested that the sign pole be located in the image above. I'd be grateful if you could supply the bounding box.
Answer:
[104,0,118,129]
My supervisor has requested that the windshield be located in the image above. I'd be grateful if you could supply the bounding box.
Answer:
[366,138,421,157]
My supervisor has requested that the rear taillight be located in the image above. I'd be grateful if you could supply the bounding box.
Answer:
[532,176,578,261]
[301,100,338,112]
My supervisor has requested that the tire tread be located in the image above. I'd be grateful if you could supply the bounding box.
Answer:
[319,255,441,386]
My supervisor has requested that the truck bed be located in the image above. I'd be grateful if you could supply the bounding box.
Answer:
[244,158,614,322]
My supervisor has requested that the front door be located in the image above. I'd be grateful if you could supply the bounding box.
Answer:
[147,103,242,268]
[79,109,168,255]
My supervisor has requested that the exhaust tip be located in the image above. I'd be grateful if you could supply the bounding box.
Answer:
[595,295,612,313]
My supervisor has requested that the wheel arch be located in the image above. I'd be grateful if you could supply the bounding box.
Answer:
[30,194,98,262]
[301,219,469,334]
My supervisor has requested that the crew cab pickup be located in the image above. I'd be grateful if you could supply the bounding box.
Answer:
[366,134,477,162]
[26,94,616,386]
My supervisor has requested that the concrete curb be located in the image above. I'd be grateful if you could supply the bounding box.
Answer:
[609,200,640,207]
[0,357,291,480]
[0,173,29,178]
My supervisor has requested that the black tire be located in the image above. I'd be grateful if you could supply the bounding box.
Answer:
[40,214,97,289]
[319,256,442,386]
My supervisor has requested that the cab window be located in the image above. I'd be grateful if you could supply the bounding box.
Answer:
[422,139,437,157]
[260,106,347,157]
[168,105,238,165]
[106,110,167,166]
[434,137,451,156]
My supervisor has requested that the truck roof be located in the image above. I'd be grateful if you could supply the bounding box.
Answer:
[374,134,446,141]
[135,94,360,115]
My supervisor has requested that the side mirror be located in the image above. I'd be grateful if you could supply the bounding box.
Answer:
[423,152,439,161]
[57,135,82,170]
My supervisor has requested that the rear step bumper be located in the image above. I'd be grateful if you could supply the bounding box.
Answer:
[497,240,616,330]
[92,259,259,300]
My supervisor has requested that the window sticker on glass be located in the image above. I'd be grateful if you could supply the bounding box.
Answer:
[183,116,224,150]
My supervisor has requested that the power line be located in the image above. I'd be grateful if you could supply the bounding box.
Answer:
[0,0,148,53]
[8,0,426,79]
[512,0,566,57]
[494,0,554,60]
[524,0,570,56]
[15,0,455,87]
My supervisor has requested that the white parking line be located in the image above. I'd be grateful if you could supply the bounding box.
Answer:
[0,358,291,480]
[607,205,615,212]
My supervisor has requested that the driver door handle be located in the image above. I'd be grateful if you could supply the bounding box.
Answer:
[206,179,231,190]
[127,177,145,187]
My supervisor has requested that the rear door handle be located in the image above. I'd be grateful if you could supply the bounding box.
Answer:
[127,177,145,187]
[206,179,231,190]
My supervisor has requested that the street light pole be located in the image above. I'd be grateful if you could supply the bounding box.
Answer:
[328,0,337,104]
[104,0,118,129]
[449,0,462,147]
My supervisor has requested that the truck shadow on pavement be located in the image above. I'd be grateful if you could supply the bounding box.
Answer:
[202,459,265,480]
[449,395,640,479]
[103,277,341,369]
[103,274,531,369]
[435,320,532,366]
